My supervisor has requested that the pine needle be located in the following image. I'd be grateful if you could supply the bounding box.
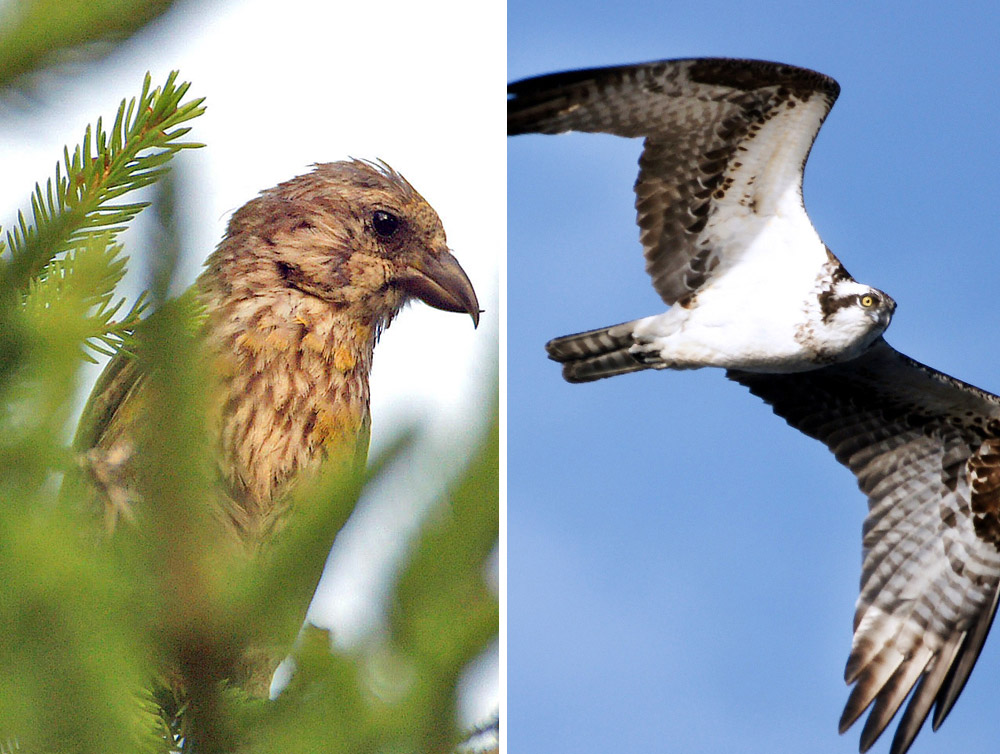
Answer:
[0,70,205,299]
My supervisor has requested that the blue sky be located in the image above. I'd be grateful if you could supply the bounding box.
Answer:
[508,2,1000,752]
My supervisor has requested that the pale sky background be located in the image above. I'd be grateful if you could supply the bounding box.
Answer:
[510,2,1000,753]
[0,0,502,730]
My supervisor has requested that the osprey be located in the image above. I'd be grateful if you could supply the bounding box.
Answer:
[508,58,1000,754]
[508,58,895,380]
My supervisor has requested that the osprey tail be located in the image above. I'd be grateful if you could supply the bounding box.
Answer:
[545,321,648,383]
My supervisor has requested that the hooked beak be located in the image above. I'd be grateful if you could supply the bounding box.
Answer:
[398,249,481,327]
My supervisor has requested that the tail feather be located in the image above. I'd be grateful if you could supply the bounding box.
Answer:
[545,321,647,383]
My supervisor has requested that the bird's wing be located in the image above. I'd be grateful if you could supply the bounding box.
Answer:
[72,347,145,454]
[508,58,841,306]
[74,289,208,454]
[64,346,146,530]
[729,339,1000,754]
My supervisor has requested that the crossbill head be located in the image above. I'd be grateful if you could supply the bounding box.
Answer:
[211,160,479,327]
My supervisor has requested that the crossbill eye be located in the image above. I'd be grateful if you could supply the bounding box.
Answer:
[372,210,399,238]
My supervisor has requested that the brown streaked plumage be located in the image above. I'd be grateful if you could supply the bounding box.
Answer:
[77,159,479,542]
[76,160,479,700]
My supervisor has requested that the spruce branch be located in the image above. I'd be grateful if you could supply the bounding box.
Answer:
[1,70,205,300]
[22,235,150,361]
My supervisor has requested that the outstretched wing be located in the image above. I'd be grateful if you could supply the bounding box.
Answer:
[729,339,1000,754]
[508,58,841,306]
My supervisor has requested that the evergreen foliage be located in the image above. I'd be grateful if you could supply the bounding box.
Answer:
[2,70,204,301]
[0,0,179,88]
[0,12,498,752]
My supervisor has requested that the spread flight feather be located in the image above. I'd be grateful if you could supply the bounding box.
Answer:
[509,57,1000,753]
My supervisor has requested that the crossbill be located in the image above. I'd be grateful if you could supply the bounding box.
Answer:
[72,160,480,705]
[77,158,479,534]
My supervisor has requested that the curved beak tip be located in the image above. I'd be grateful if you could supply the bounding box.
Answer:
[400,250,481,329]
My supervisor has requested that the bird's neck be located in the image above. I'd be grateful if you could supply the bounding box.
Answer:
[204,289,383,536]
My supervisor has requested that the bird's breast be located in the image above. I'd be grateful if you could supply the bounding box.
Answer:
[207,296,375,530]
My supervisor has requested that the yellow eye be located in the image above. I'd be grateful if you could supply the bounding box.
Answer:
[860,294,875,308]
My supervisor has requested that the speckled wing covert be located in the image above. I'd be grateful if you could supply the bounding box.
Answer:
[730,339,1000,754]
[507,57,840,307]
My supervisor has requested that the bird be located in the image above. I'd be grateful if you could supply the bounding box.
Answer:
[76,158,480,542]
[72,159,480,716]
[508,57,1000,754]
[509,57,895,381]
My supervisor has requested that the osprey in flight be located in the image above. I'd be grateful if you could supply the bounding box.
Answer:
[508,58,1000,754]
